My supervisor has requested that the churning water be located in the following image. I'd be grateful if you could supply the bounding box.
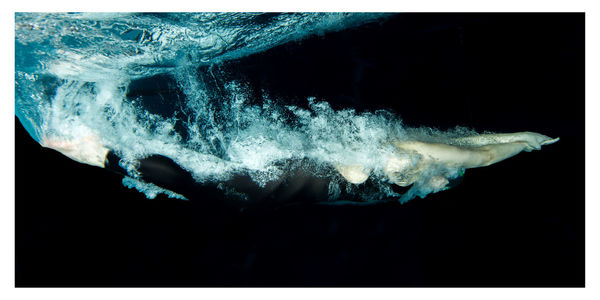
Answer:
[16,13,482,204]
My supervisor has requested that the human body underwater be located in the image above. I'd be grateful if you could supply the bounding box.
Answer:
[15,13,559,208]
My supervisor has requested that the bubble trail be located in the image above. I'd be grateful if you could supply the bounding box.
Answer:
[16,13,554,205]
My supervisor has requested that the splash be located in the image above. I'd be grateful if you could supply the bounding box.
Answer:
[15,13,481,204]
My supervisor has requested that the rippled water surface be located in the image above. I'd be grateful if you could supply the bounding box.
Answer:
[16,12,478,203]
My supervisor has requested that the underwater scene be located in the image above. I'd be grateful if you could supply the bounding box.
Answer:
[16,12,521,204]
[15,13,584,287]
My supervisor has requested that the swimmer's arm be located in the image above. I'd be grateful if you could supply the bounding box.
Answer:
[472,131,558,166]
[340,131,559,183]
[393,141,495,168]
[450,131,559,148]
[449,132,523,146]
[394,135,557,169]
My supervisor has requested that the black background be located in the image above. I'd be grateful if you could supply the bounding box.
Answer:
[15,13,584,287]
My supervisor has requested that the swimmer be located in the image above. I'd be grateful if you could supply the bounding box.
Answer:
[41,132,333,207]
[41,130,559,205]
[336,131,560,192]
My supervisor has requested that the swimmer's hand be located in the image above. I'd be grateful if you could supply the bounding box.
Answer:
[517,132,560,152]
[41,134,109,168]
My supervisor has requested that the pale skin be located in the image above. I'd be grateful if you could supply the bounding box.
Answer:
[42,130,559,191]
[337,131,560,189]
[41,134,109,168]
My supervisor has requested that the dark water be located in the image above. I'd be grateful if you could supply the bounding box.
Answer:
[15,13,584,286]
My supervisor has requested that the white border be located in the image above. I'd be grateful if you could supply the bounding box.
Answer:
[3,1,598,299]
[3,0,595,12]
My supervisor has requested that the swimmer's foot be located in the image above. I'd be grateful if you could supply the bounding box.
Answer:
[41,134,109,168]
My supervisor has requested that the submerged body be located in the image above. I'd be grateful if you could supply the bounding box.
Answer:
[16,13,561,205]
[42,130,559,206]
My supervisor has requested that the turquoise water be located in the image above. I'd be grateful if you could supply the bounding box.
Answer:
[15,13,470,203]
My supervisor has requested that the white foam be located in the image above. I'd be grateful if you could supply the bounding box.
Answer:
[16,13,484,203]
